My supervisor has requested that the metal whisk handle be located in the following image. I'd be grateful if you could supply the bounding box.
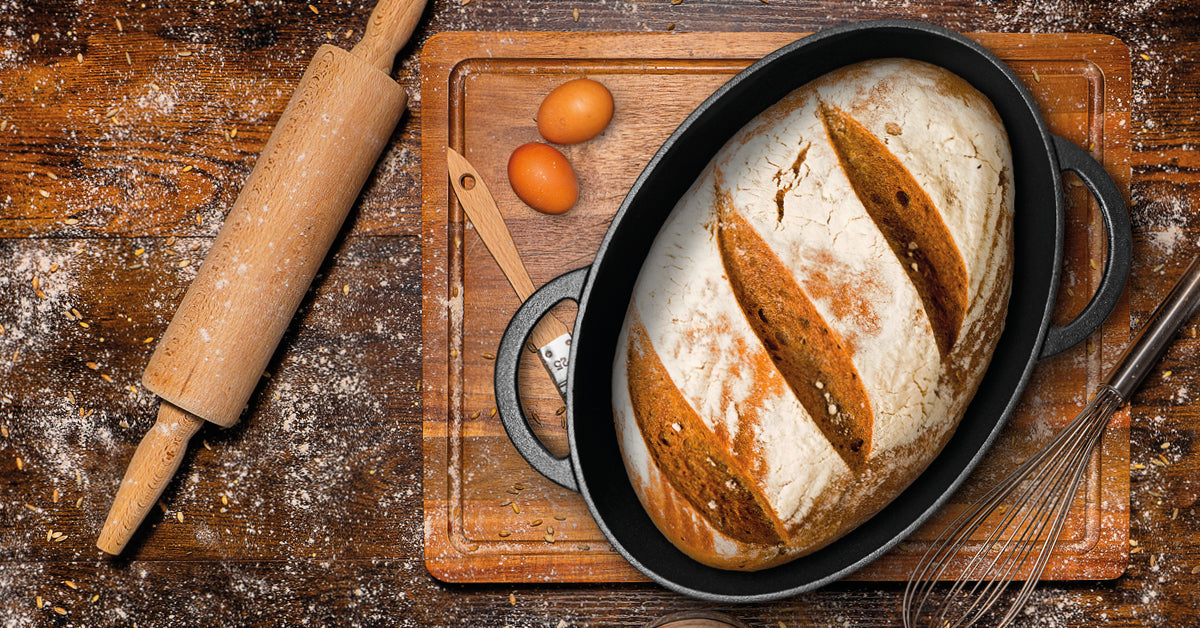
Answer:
[1106,255,1200,400]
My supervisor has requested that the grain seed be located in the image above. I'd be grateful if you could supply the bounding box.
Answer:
[553,515,566,521]
[63,580,76,589]
[91,595,99,603]
[499,500,511,507]
[509,593,515,605]
[221,495,228,506]
[482,352,495,360]
[36,596,43,608]
[115,17,123,31]
[1161,442,1171,449]
[229,128,238,139]
[86,362,99,370]
[178,50,192,57]
[1032,68,1041,82]
[38,189,49,198]
[125,51,132,65]
[309,4,319,14]
[74,497,82,508]
[342,284,349,295]
[1141,53,1151,61]
[52,489,59,503]
[573,7,579,21]
[31,33,39,43]
[498,530,511,537]
[202,440,212,450]
[1192,565,1200,574]
[176,511,184,523]
[1172,508,1179,520]
[490,407,497,418]
[54,607,67,616]
[544,533,555,543]
[511,503,520,514]
[100,374,113,383]
[181,165,193,173]
[530,519,542,527]
[78,321,89,328]
[469,410,480,419]
[0,426,6,438]
[0,323,5,335]
[15,457,23,471]
[1162,370,1173,379]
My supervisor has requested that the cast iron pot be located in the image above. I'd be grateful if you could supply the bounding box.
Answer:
[493,19,1132,602]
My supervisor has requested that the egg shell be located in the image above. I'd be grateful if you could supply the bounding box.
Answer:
[537,78,615,145]
[507,142,579,215]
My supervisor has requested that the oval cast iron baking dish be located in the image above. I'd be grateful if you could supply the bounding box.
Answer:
[493,19,1132,602]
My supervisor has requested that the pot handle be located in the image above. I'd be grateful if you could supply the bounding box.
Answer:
[1039,136,1132,359]
[494,266,589,492]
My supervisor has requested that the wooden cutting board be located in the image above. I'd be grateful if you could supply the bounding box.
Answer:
[421,31,1132,583]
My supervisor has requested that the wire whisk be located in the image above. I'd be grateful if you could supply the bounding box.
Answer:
[904,255,1200,628]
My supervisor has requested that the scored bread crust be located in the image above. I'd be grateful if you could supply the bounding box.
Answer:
[612,58,1015,571]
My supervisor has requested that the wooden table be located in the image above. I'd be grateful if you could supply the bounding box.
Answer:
[1,1,1196,626]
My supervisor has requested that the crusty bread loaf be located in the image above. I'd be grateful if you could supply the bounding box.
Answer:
[612,58,1014,571]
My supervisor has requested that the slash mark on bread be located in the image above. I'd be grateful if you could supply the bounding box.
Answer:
[715,192,874,470]
[626,311,785,545]
[818,102,968,358]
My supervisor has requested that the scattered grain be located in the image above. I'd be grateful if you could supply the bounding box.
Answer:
[498,530,511,538]
[178,50,193,57]
[176,511,184,523]
[530,519,542,527]
[52,489,59,503]
[573,7,579,21]
[63,581,76,590]
[482,352,495,360]
[31,33,39,44]
[53,607,67,616]
[115,16,123,31]
[36,596,43,609]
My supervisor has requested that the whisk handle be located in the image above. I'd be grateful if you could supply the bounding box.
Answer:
[1107,255,1200,399]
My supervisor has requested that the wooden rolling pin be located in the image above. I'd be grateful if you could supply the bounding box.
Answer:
[97,0,427,555]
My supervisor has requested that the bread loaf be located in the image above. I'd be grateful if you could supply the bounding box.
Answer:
[612,58,1014,571]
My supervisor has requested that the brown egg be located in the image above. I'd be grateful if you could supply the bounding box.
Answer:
[537,78,615,145]
[507,142,579,215]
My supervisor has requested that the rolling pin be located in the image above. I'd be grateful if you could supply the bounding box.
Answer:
[96,0,427,555]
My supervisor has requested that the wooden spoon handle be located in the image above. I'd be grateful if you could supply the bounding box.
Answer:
[350,0,428,72]
[97,402,204,555]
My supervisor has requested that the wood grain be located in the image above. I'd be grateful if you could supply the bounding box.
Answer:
[420,31,1132,584]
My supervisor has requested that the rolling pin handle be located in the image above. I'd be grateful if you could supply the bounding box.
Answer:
[350,0,427,72]
[96,402,205,555]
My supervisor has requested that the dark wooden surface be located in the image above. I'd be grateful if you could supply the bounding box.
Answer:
[0,1,1197,626]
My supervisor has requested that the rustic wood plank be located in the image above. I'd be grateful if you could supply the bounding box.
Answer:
[0,235,422,563]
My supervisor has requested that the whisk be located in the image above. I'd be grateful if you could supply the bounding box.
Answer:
[903,254,1200,628]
